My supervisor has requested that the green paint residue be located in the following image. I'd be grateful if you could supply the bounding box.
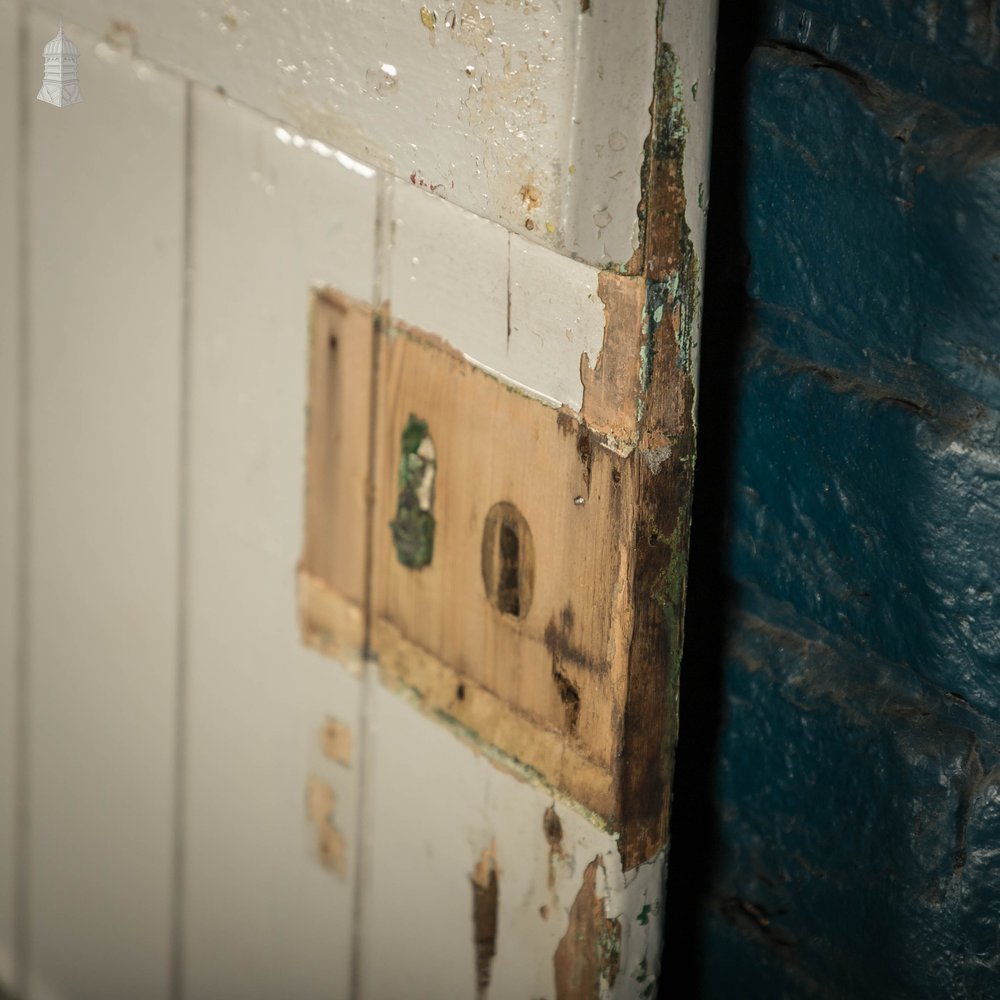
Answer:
[389,414,436,570]
[637,903,652,926]
[597,919,622,988]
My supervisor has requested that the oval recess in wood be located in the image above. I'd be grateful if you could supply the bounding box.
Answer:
[481,501,534,619]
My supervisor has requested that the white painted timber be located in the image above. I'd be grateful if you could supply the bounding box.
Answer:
[388,175,509,372]
[565,0,658,267]
[24,15,184,1000]
[26,0,659,267]
[508,234,606,411]
[359,683,667,999]
[181,86,373,1000]
[0,0,19,988]
[390,183,610,412]
[662,0,721,391]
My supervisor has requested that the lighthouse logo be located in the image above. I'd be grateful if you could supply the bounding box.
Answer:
[37,24,82,108]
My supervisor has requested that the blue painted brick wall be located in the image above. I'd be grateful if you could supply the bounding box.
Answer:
[668,3,1000,997]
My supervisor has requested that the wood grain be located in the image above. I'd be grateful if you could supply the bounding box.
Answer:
[300,272,696,867]
[370,325,637,810]
[299,290,374,660]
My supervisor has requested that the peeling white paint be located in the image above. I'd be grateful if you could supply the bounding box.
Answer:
[358,682,667,999]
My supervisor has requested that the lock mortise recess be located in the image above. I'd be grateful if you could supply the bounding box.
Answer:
[300,272,694,871]
[298,289,375,665]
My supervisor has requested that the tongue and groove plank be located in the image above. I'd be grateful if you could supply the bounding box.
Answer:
[180,86,373,1000]
[23,15,184,999]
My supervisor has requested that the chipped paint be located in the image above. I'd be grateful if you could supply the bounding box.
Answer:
[306,775,347,877]
[554,857,621,999]
[543,805,567,890]
[320,717,353,766]
[471,843,499,998]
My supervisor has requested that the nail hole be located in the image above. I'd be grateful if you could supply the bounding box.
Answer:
[457,683,466,701]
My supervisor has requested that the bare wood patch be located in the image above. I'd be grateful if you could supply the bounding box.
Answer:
[471,843,499,999]
[298,290,375,662]
[320,717,352,767]
[554,857,621,999]
[580,272,647,447]
[372,616,617,820]
[370,324,637,821]
[306,775,347,877]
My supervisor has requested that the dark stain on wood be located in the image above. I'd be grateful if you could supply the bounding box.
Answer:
[576,426,594,496]
[554,857,622,999]
[552,664,582,735]
[543,606,605,676]
[481,500,535,619]
[612,29,700,870]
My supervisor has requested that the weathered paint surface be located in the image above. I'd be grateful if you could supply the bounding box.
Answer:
[554,857,621,999]
[356,682,668,999]
[25,0,659,266]
[471,844,499,998]
[672,1,1000,996]
[1,0,718,995]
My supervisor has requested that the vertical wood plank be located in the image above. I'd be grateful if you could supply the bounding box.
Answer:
[182,88,374,1000]
[0,0,20,987]
[24,15,185,1000]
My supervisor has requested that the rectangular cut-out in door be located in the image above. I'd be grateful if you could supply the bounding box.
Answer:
[368,323,639,825]
[298,290,374,664]
[300,280,690,866]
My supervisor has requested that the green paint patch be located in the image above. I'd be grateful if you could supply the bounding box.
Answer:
[389,414,436,569]
[637,903,652,926]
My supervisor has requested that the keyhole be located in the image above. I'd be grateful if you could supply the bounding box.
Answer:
[482,501,534,619]
[497,522,520,616]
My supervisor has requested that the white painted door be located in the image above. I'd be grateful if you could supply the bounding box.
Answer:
[0,2,718,996]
